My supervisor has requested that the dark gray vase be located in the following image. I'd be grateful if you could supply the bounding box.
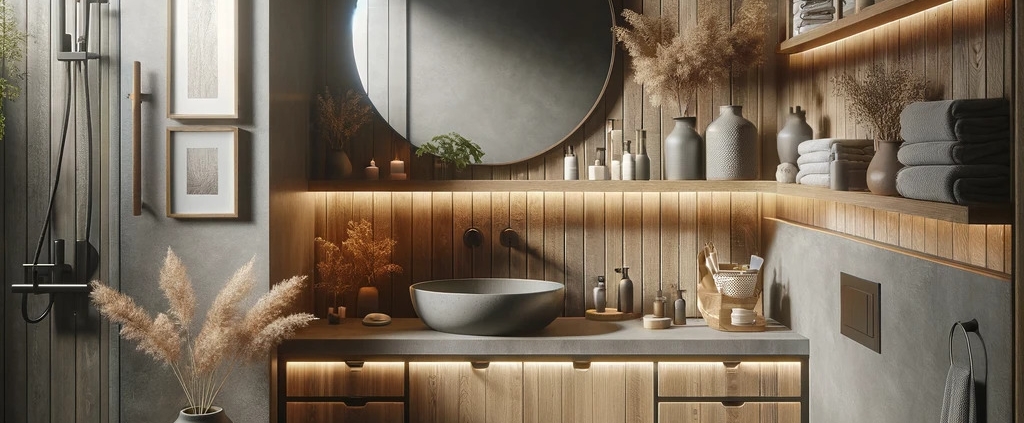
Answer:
[706,106,758,181]
[777,106,813,165]
[325,149,353,179]
[175,407,232,423]
[663,117,704,180]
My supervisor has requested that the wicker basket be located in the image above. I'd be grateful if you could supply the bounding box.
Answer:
[697,249,765,332]
[712,272,759,298]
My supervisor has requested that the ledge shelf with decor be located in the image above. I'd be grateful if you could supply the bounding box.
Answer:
[776,184,1012,224]
[779,0,950,54]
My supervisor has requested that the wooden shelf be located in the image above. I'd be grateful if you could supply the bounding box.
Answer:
[308,180,777,193]
[779,0,948,54]
[776,183,1011,224]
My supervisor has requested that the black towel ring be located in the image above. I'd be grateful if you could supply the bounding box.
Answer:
[948,319,978,370]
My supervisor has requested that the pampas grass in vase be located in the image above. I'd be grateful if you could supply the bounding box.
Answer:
[90,248,315,418]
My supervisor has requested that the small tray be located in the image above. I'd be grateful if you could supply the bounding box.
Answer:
[585,308,641,321]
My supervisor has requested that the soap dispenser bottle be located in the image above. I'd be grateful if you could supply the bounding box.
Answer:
[614,267,633,313]
[622,141,635,181]
[674,288,687,325]
[653,289,666,318]
[564,145,578,180]
[594,276,607,312]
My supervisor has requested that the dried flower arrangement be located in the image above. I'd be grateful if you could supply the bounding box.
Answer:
[0,1,25,141]
[315,219,403,305]
[832,64,927,142]
[316,87,372,152]
[612,0,768,117]
[90,248,315,415]
[415,132,485,171]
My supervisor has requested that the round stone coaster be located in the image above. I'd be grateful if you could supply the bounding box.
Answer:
[642,315,672,329]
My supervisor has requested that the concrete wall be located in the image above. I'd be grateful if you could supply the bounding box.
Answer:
[763,220,1011,423]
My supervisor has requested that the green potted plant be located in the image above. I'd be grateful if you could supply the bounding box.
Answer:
[0,1,26,141]
[316,87,372,179]
[415,132,485,179]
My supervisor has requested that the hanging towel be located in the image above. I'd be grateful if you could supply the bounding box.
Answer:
[897,141,1009,166]
[939,363,976,423]
[895,165,1011,204]
[797,138,873,155]
[900,99,1010,143]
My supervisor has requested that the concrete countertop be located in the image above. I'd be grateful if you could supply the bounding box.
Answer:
[279,317,808,361]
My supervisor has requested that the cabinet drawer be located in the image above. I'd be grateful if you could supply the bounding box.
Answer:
[659,402,800,423]
[286,402,404,423]
[658,362,800,398]
[287,362,405,397]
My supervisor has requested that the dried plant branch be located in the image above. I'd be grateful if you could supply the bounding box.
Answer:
[832,64,927,142]
[342,219,403,288]
[159,247,195,331]
[317,87,372,151]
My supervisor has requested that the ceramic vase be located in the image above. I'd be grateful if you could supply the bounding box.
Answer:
[357,286,380,317]
[706,106,758,180]
[663,117,704,180]
[175,406,232,423]
[325,149,353,179]
[866,140,902,196]
[777,106,813,165]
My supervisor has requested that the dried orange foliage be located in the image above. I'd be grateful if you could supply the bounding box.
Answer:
[317,87,372,151]
[315,219,403,306]
[90,248,314,415]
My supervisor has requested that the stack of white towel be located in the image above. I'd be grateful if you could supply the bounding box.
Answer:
[796,138,874,187]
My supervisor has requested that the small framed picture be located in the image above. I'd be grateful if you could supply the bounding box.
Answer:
[167,0,238,119]
[166,127,238,218]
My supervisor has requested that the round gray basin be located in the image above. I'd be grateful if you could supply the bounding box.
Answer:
[410,278,565,336]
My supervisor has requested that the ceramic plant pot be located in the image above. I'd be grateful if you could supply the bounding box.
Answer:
[357,286,380,317]
[706,106,758,180]
[777,106,813,165]
[663,117,704,180]
[175,406,232,423]
[866,140,903,196]
[325,149,353,179]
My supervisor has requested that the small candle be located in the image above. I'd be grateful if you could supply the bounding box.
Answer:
[390,172,408,180]
[365,159,379,180]
[390,159,405,174]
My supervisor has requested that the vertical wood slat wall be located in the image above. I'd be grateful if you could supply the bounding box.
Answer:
[1,0,111,422]
[332,0,781,181]
[314,191,763,319]
[777,0,1014,276]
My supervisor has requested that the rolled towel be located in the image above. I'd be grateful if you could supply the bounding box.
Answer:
[900,99,1010,143]
[797,138,873,155]
[798,173,830,187]
[797,160,867,182]
[896,165,1010,204]
[897,141,1009,166]
[954,117,1011,143]
[797,150,873,165]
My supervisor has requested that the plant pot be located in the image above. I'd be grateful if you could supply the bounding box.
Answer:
[866,140,903,196]
[663,117,704,180]
[357,286,379,317]
[777,106,813,165]
[325,149,353,179]
[705,106,758,180]
[175,406,232,423]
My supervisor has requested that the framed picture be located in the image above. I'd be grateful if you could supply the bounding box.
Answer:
[166,127,239,218]
[167,0,238,119]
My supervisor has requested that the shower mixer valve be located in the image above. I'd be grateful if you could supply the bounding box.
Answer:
[14,239,94,294]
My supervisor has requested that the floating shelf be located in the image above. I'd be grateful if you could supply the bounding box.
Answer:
[779,0,949,54]
[308,180,777,193]
[776,184,1011,224]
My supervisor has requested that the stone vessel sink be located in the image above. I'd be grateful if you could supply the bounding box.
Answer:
[410,278,565,336]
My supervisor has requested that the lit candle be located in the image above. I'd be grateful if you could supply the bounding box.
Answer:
[365,159,379,180]
[390,158,405,174]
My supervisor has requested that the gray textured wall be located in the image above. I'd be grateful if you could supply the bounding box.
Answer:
[116,0,271,422]
[762,221,1011,423]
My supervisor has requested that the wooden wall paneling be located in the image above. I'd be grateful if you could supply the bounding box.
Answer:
[472,192,493,278]
[458,363,487,422]
[353,191,374,222]
[967,0,986,98]
[912,216,926,253]
[642,192,663,316]
[624,362,654,423]
[835,202,846,233]
[696,192,714,251]
[392,192,414,317]
[527,191,546,280]
[811,42,826,139]
[473,164,494,181]
[623,192,643,313]
[605,192,624,310]
[409,362,461,423]
[1003,225,1011,275]
[485,363,524,423]
[544,192,567,287]
[509,192,528,279]
[885,211,900,246]
[565,192,586,316]
[524,363,563,423]
[730,193,759,261]
[328,192,354,308]
[637,0,660,175]
[711,192,732,264]
[314,193,328,315]
[491,165,511,181]
[986,224,1004,272]
[968,225,988,267]
[762,0,782,178]
[984,0,1004,98]
[561,363,595,423]
[584,192,606,311]
[411,192,433,312]
[952,0,970,99]
[491,192,511,278]
[431,192,454,280]
[952,222,971,263]
[678,192,697,317]
[452,192,474,279]
[374,192,394,313]
[899,213,915,248]
[694,0,713,134]
[924,218,939,256]
[936,216,955,260]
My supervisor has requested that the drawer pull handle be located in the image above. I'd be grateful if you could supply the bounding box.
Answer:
[721,401,745,408]
[572,361,591,370]
[722,361,741,369]
[471,361,490,370]
[345,361,365,369]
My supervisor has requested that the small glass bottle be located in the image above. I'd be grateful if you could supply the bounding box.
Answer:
[635,130,651,180]
[653,289,666,318]
[615,267,633,313]
[594,276,607,312]
[674,288,687,325]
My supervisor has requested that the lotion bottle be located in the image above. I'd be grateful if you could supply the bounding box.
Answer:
[614,267,633,313]
[564,146,578,180]
[594,276,607,312]
[653,289,666,318]
[622,140,635,181]
[674,288,687,325]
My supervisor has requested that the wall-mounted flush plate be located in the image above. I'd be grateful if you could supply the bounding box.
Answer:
[840,272,881,353]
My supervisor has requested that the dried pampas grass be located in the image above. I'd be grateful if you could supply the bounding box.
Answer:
[90,248,315,415]
[832,64,927,142]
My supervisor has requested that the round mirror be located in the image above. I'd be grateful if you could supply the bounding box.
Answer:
[353,0,614,165]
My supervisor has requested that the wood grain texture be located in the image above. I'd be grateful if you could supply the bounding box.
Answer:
[409,362,523,423]
[286,402,404,423]
[658,362,802,398]
[659,401,801,423]
[286,362,405,397]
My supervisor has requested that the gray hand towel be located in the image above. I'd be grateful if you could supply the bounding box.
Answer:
[938,364,976,423]
[797,138,873,155]
[798,150,873,165]
[950,98,1010,119]
[896,165,1010,204]
[898,141,1010,166]
[798,161,866,182]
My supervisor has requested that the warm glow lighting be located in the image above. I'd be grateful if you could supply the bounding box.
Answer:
[802,1,952,55]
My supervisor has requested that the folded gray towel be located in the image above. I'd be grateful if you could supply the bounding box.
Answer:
[896,165,1010,204]
[797,138,873,155]
[797,150,873,165]
[901,99,1010,143]
[798,173,830,187]
[798,161,867,182]
[954,117,1011,143]
[898,141,1009,166]
[939,364,976,423]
